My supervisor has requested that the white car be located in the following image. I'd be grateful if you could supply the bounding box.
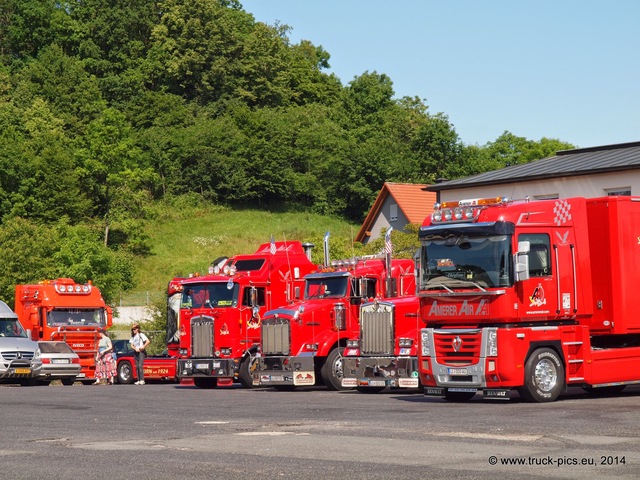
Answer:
[37,341,81,386]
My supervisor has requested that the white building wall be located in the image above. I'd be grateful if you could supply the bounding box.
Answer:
[365,195,409,244]
[438,171,640,203]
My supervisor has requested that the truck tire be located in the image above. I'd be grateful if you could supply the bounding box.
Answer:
[117,360,134,384]
[194,377,218,389]
[320,347,351,391]
[238,354,256,388]
[519,348,565,403]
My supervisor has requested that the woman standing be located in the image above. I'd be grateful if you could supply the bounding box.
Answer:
[129,324,150,385]
[94,329,116,385]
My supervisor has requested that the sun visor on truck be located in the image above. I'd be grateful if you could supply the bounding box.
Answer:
[419,221,515,239]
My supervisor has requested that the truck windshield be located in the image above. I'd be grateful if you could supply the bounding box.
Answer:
[420,234,512,288]
[47,308,107,327]
[305,276,349,299]
[0,319,27,338]
[181,282,239,308]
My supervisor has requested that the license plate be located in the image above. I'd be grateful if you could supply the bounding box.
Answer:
[52,359,70,364]
[448,368,468,375]
[195,363,209,369]
[271,375,284,382]
[14,368,31,374]
[212,362,220,368]
[370,380,387,387]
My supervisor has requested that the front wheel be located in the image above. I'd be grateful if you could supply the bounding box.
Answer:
[238,354,257,388]
[117,361,134,384]
[320,347,351,391]
[519,348,565,403]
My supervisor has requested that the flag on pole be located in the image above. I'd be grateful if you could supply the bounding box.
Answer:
[385,227,393,255]
[270,235,276,255]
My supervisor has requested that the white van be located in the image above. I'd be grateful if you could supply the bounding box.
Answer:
[0,300,42,384]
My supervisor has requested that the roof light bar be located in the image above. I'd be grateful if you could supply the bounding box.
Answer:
[432,197,510,224]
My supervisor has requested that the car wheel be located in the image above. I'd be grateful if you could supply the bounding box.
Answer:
[61,378,75,386]
[117,361,134,384]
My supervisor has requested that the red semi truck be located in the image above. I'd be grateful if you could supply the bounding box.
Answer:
[176,240,316,388]
[254,237,416,390]
[417,195,640,402]
[341,294,421,392]
[15,278,112,382]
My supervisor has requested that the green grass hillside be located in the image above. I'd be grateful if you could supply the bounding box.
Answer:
[121,198,363,305]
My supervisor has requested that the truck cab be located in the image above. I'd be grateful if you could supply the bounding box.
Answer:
[176,241,316,388]
[255,255,415,390]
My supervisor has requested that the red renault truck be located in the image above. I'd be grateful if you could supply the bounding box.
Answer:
[14,278,112,382]
[176,240,316,388]
[417,195,640,402]
[254,235,416,390]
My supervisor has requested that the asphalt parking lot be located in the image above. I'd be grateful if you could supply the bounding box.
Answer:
[2,382,640,480]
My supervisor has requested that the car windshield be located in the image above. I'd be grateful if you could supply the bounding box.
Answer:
[47,308,107,327]
[181,282,239,308]
[420,234,512,288]
[304,276,349,299]
[0,319,27,338]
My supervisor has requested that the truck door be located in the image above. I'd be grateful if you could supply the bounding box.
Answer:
[517,233,559,321]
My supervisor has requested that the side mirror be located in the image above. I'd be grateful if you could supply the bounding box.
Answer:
[249,287,258,307]
[514,241,530,282]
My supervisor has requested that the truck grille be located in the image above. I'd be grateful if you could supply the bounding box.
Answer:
[360,303,394,355]
[433,330,481,365]
[261,318,290,355]
[191,316,214,357]
[2,351,35,361]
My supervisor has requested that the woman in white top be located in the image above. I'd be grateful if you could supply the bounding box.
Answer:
[129,324,150,385]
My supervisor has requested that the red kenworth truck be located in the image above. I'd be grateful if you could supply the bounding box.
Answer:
[176,240,316,388]
[417,195,640,402]
[341,294,421,392]
[15,278,112,382]
[254,235,416,390]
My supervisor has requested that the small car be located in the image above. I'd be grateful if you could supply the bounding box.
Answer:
[37,341,81,386]
[112,339,177,384]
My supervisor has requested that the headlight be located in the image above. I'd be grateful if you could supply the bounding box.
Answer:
[420,330,430,356]
[34,348,41,360]
[486,328,498,357]
[398,338,413,348]
[346,339,359,348]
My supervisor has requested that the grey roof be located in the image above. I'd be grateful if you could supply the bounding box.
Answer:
[429,141,640,191]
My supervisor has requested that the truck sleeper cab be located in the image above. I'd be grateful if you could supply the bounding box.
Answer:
[418,196,640,402]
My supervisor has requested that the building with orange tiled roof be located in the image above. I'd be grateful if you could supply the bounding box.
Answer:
[355,182,437,244]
